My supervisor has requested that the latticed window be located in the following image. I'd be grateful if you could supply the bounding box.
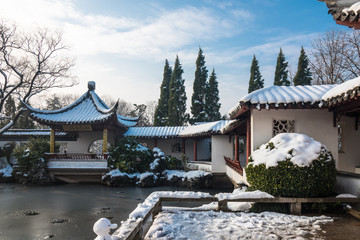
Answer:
[273,120,295,136]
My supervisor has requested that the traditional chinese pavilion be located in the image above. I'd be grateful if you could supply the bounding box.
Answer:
[22,81,138,154]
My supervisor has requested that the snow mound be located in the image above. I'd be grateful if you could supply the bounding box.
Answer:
[102,169,139,180]
[164,170,211,180]
[216,189,274,201]
[145,210,333,240]
[336,194,358,198]
[250,133,329,168]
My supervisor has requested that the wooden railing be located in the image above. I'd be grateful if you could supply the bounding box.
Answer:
[44,153,108,161]
[224,156,243,174]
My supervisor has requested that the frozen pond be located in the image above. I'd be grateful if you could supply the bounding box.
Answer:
[0,183,222,240]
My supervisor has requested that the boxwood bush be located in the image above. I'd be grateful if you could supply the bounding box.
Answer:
[107,137,153,173]
[246,138,336,198]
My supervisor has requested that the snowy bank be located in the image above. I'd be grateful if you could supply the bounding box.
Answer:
[0,164,13,177]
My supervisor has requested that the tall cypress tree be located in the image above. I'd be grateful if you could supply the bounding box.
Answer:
[274,48,290,86]
[154,59,172,126]
[293,47,312,86]
[205,69,221,121]
[248,55,264,93]
[190,48,208,123]
[168,55,187,126]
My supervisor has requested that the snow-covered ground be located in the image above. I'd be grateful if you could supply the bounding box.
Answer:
[145,210,333,240]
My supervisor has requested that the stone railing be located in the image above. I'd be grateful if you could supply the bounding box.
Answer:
[44,153,108,161]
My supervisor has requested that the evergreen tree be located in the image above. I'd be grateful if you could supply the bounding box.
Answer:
[248,55,264,93]
[293,47,312,86]
[190,48,208,123]
[46,94,63,110]
[168,55,187,126]
[274,48,290,86]
[1,95,16,128]
[14,104,36,129]
[205,69,221,121]
[154,59,172,126]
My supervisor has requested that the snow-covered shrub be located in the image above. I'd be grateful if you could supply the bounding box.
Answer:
[0,142,16,167]
[107,137,153,173]
[13,137,58,184]
[246,133,336,197]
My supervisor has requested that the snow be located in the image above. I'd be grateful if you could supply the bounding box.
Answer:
[216,189,274,201]
[164,170,211,181]
[322,76,360,101]
[336,194,358,198]
[249,133,328,168]
[102,169,139,180]
[139,172,156,181]
[0,164,13,177]
[179,120,235,137]
[145,210,333,240]
[229,85,335,117]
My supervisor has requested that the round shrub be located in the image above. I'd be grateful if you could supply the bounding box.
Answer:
[246,133,336,198]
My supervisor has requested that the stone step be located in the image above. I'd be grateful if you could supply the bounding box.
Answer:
[55,176,79,183]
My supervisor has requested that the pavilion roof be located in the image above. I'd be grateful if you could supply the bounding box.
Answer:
[319,0,360,29]
[22,81,138,129]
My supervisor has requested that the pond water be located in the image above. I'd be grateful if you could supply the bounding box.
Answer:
[0,183,226,240]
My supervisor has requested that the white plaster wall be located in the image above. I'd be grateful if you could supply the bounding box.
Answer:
[137,137,211,161]
[212,135,233,173]
[251,109,338,162]
[338,116,360,173]
[335,174,360,196]
[67,131,115,153]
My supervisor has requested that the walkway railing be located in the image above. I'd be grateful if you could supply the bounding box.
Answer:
[224,156,243,174]
[44,153,109,161]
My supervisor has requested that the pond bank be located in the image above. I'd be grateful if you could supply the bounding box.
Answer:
[0,183,225,240]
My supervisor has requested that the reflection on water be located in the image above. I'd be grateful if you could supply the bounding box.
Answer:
[0,184,226,240]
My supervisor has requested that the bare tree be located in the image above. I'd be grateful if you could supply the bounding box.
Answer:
[145,100,157,125]
[0,20,76,133]
[310,29,360,85]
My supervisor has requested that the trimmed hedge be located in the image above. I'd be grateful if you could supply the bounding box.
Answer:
[246,146,336,198]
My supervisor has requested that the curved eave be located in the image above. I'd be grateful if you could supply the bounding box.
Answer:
[326,86,360,107]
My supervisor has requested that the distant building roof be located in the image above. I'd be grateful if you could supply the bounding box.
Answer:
[229,85,335,119]
[0,129,76,141]
[22,82,138,130]
[124,126,186,138]
[179,120,235,137]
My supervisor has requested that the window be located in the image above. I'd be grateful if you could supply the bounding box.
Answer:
[273,120,295,136]
[171,142,182,153]
[59,143,68,153]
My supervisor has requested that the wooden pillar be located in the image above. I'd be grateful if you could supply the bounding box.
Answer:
[103,129,108,153]
[182,139,186,154]
[235,135,239,163]
[246,116,251,164]
[154,138,158,148]
[50,129,55,153]
[194,139,197,161]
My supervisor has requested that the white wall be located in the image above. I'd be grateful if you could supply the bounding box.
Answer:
[251,109,338,162]
[67,131,115,153]
[212,135,233,173]
[338,116,360,173]
[137,137,211,161]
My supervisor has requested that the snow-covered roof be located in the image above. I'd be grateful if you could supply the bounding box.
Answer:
[322,76,360,106]
[124,126,186,138]
[229,85,335,118]
[22,82,138,129]
[179,120,235,137]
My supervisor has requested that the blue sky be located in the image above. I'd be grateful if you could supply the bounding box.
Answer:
[0,0,343,116]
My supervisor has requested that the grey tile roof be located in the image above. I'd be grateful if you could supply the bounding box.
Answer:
[22,85,138,128]
[124,126,186,138]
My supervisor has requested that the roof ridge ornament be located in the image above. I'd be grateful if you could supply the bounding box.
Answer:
[88,81,95,91]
